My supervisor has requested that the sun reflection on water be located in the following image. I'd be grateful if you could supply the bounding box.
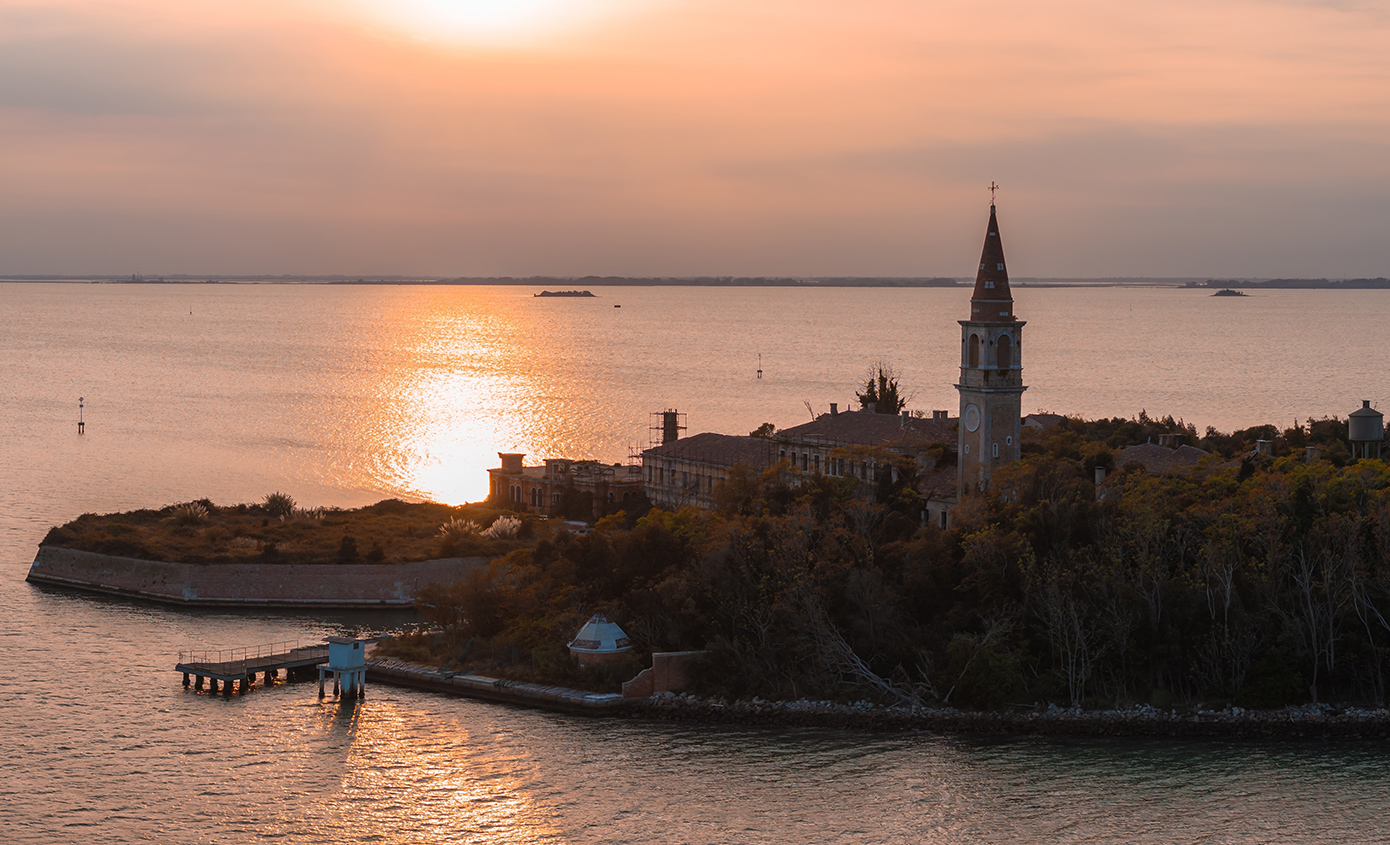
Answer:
[348,290,532,505]
[326,700,560,844]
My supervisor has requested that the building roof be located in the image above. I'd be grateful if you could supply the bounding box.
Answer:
[1024,412,1067,429]
[642,432,776,470]
[917,462,958,501]
[569,614,632,654]
[969,203,1015,320]
[776,409,955,449]
[1350,400,1384,420]
[1117,443,1210,474]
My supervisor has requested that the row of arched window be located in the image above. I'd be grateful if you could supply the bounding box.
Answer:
[966,332,1015,369]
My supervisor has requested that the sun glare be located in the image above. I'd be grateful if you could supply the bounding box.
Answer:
[352,0,630,45]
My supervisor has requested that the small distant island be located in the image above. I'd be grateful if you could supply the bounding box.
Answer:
[1211,289,1248,297]
[534,289,596,297]
[1188,277,1390,290]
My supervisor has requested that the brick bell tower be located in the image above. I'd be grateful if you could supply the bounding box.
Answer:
[956,189,1026,496]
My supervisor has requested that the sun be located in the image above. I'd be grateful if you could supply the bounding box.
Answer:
[352,0,630,45]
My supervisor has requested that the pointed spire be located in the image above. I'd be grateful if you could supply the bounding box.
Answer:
[970,202,1014,320]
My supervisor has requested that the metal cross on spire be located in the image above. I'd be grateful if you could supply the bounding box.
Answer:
[989,181,1000,203]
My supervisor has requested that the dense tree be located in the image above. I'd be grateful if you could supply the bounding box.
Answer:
[392,413,1390,709]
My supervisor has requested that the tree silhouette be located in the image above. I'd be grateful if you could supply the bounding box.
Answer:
[856,362,907,414]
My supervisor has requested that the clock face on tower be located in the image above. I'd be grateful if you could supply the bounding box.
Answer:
[964,404,981,432]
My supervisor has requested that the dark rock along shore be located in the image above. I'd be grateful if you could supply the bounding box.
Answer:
[629,693,1390,738]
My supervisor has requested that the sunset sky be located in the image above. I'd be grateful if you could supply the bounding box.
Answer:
[2,0,1387,278]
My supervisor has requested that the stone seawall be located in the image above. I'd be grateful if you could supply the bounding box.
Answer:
[367,658,630,714]
[26,546,486,608]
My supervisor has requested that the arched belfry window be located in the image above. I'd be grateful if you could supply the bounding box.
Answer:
[997,334,1013,369]
[969,334,981,367]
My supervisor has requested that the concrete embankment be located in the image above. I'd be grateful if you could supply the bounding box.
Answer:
[367,658,630,714]
[26,546,486,608]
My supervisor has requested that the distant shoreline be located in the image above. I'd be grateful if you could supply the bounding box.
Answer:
[2,275,1386,288]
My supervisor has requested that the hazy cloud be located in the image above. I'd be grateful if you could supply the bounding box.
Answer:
[0,0,1386,276]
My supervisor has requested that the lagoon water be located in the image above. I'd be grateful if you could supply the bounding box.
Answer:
[4,282,1390,843]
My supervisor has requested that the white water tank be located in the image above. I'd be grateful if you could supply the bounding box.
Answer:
[1349,401,1384,460]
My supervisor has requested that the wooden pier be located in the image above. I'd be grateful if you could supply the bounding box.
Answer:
[176,640,328,695]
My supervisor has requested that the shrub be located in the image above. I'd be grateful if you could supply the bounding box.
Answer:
[439,518,482,543]
[167,502,210,526]
[264,492,296,519]
[483,515,521,540]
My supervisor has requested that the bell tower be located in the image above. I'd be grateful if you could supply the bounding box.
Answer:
[956,192,1026,496]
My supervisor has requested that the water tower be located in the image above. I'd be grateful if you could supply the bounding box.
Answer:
[1348,400,1384,460]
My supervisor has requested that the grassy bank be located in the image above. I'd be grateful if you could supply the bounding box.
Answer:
[41,495,526,565]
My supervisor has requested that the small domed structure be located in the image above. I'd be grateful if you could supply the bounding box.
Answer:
[1349,400,1384,460]
[568,613,632,668]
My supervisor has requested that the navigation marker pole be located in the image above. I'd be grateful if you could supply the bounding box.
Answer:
[78,397,84,435]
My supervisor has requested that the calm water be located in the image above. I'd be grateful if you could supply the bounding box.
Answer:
[4,282,1390,843]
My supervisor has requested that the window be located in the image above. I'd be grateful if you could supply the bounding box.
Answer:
[940,510,948,528]
[802,454,809,471]
[647,466,653,482]
[997,334,1013,369]
[984,280,995,289]
[552,492,561,504]
[997,263,1005,270]
[814,455,820,473]
[992,443,999,458]
[1006,435,1012,445]
[965,444,970,454]
[969,334,981,367]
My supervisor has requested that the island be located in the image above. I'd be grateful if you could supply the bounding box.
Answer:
[28,408,1390,733]
[534,289,596,297]
[26,496,517,608]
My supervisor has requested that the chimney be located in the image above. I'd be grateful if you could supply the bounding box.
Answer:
[901,410,910,427]
[933,409,948,421]
[830,403,838,416]
[662,410,680,445]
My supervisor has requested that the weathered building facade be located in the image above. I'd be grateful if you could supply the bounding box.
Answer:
[641,432,776,510]
[487,453,645,519]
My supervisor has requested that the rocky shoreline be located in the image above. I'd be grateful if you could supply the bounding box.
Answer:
[362,655,1390,738]
[628,693,1390,739]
